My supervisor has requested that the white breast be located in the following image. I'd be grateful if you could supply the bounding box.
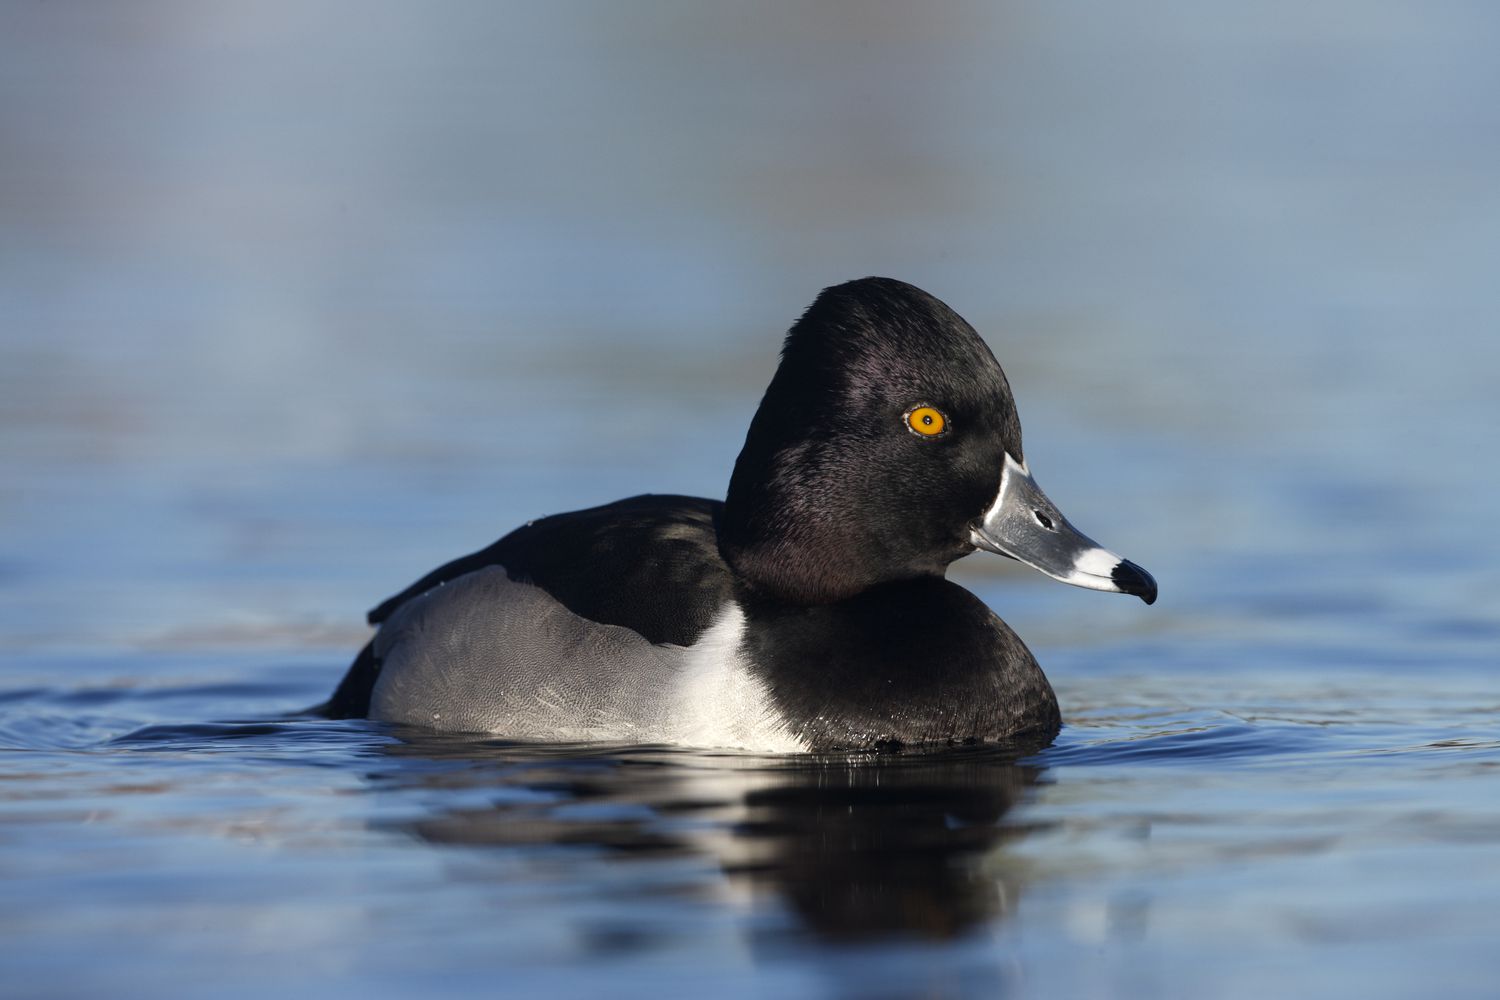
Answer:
[667,603,807,754]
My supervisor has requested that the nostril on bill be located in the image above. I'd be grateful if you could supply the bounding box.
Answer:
[1032,509,1054,530]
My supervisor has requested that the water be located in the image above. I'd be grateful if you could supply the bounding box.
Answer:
[3,4,1498,998]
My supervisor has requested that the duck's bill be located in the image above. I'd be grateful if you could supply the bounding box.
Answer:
[969,453,1157,605]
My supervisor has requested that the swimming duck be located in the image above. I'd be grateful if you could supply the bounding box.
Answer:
[323,277,1155,751]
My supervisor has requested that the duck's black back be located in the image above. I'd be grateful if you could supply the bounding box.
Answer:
[324,495,736,717]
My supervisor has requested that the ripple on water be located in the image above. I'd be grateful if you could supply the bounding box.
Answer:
[1039,708,1353,768]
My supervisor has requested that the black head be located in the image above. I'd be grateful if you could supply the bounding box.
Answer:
[720,278,1021,603]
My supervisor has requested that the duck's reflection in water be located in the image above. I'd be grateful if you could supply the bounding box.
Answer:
[369,729,1051,941]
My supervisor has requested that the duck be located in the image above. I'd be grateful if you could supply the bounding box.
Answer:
[321,277,1156,752]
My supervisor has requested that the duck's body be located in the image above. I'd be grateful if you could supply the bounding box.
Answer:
[325,278,1155,751]
[328,495,1058,750]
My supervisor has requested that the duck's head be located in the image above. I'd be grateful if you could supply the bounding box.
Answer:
[719,277,1156,606]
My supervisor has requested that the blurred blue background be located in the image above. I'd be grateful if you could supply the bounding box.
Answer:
[2,4,1497,998]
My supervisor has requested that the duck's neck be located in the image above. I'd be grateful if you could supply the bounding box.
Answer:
[717,512,883,605]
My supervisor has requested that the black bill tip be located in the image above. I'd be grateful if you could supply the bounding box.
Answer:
[1112,559,1158,605]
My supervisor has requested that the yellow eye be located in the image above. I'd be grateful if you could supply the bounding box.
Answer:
[904,405,948,438]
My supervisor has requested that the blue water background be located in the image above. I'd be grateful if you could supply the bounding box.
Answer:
[2,4,1498,998]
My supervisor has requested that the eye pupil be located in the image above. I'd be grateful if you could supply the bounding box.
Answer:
[921,415,932,425]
